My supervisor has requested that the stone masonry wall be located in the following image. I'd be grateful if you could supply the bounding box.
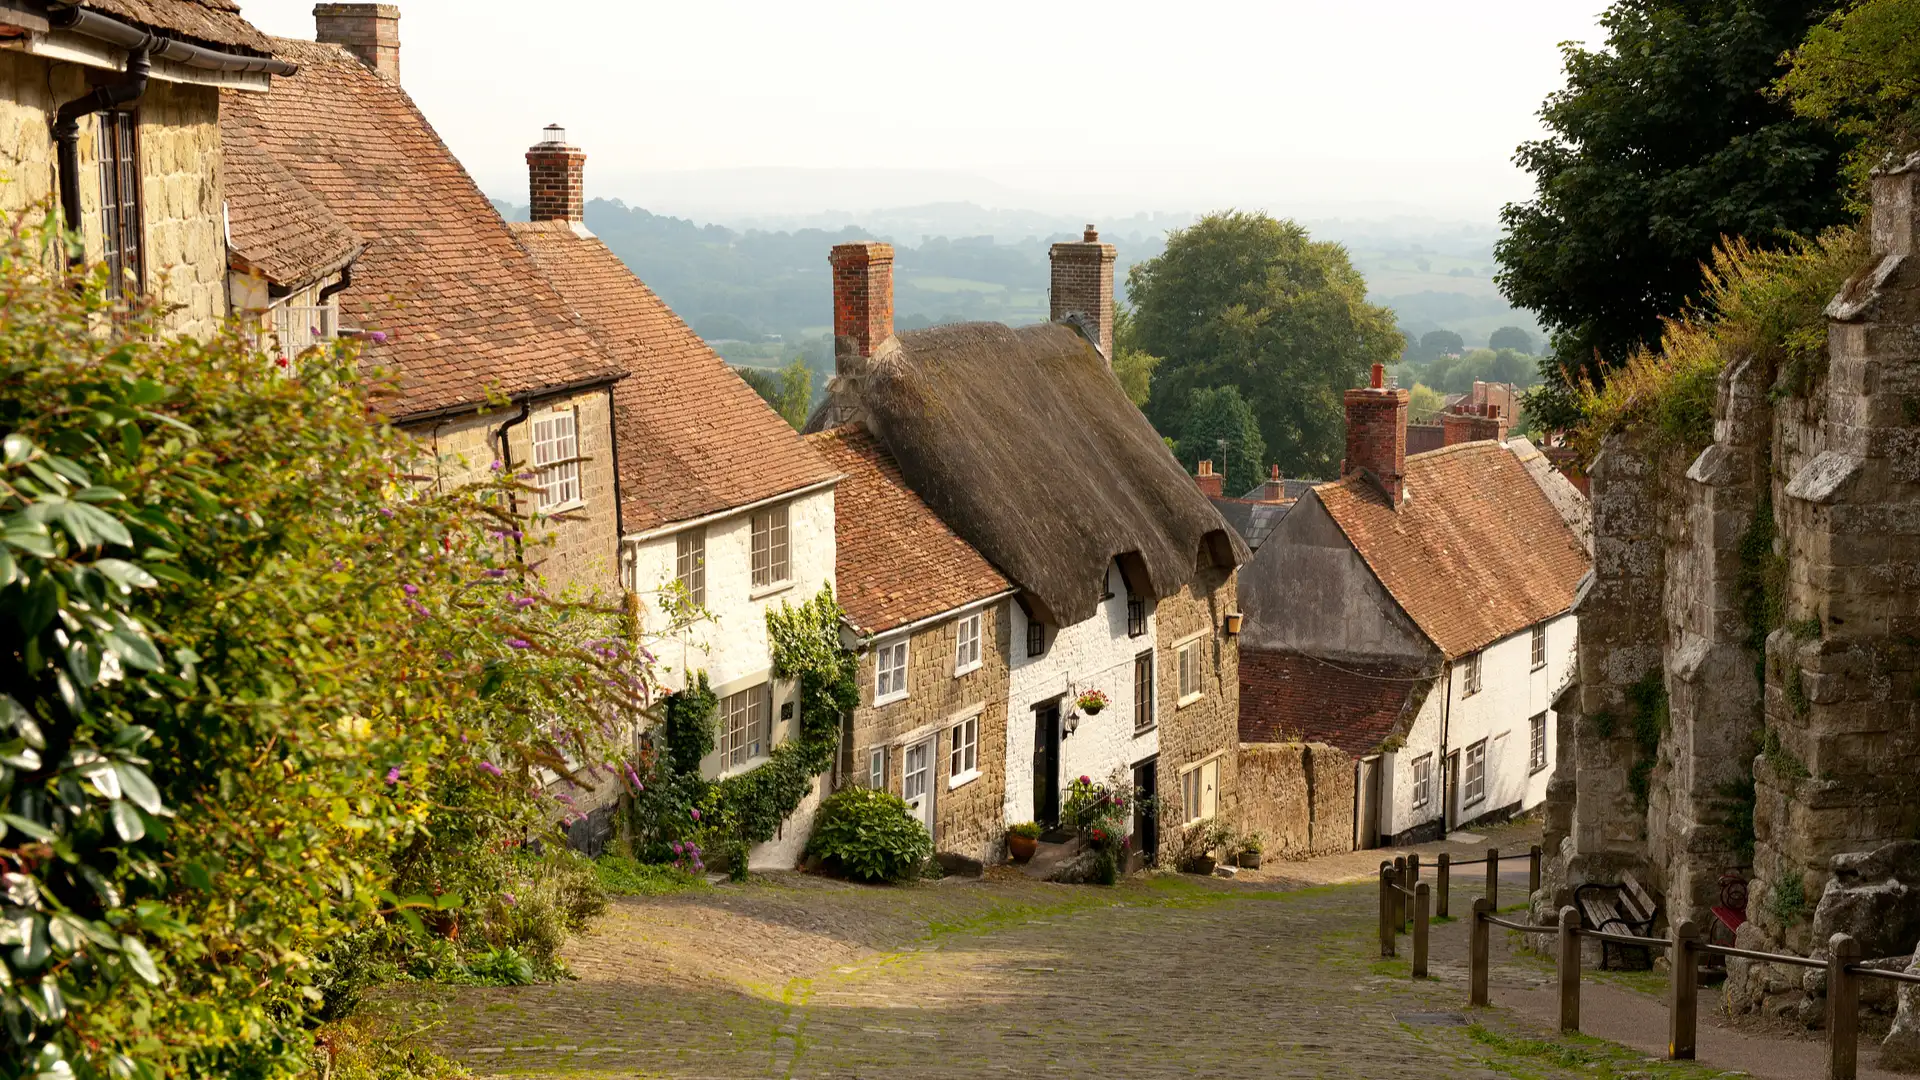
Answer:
[1236,742,1355,858]
[1154,563,1241,853]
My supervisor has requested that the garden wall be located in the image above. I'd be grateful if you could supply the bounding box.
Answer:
[1236,742,1354,858]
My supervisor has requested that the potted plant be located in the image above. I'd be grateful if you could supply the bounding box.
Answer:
[1075,689,1109,716]
[1236,832,1265,870]
[1007,821,1042,863]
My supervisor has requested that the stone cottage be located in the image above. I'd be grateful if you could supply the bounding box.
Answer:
[1239,364,1590,846]
[806,425,1016,865]
[0,0,293,337]
[807,234,1246,864]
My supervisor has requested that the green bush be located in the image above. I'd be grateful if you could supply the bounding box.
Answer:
[595,855,707,896]
[805,788,933,883]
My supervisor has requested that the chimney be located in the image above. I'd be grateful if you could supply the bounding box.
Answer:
[1259,464,1287,503]
[314,4,400,82]
[1442,401,1507,447]
[526,124,587,224]
[1050,223,1117,362]
[1342,363,1410,508]
[829,242,894,371]
[1195,459,1224,498]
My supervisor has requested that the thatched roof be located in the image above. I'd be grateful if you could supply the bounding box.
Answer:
[809,321,1246,626]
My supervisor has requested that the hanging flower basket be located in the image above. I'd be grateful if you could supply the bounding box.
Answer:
[1075,689,1109,716]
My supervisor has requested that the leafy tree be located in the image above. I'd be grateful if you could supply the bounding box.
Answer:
[1407,383,1447,422]
[1488,325,1536,353]
[1173,386,1267,496]
[1497,0,1852,416]
[1129,211,1402,478]
[1775,0,1920,202]
[1111,302,1160,409]
[1419,329,1465,357]
[734,357,814,429]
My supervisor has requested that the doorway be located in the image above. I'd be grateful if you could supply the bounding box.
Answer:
[1132,757,1159,866]
[903,736,936,838]
[1033,701,1061,829]
[1445,749,1461,834]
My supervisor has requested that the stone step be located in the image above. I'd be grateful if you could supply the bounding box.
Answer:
[1021,835,1087,879]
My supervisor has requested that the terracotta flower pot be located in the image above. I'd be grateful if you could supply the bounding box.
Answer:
[1008,833,1039,863]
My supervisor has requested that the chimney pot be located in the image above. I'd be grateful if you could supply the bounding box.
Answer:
[314,3,400,82]
[1194,459,1224,498]
[1370,362,1384,389]
[1050,222,1117,363]
[1083,224,1098,242]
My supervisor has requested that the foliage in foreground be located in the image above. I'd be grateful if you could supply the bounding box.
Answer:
[805,787,933,883]
[0,221,644,1078]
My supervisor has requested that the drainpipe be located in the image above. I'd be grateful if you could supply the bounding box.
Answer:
[316,262,353,304]
[1439,659,1454,834]
[51,48,148,267]
[494,400,532,563]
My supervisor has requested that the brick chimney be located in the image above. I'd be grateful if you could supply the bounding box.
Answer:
[1441,402,1507,447]
[829,242,894,371]
[1050,224,1117,363]
[1342,363,1410,509]
[1195,459,1224,498]
[1257,464,1287,503]
[314,4,399,82]
[527,124,587,225]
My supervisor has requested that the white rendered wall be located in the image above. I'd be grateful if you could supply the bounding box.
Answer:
[1003,562,1159,828]
[621,485,837,869]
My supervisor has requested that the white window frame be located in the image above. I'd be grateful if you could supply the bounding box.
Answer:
[1411,754,1433,810]
[718,683,771,772]
[947,711,980,788]
[674,528,706,611]
[1462,651,1483,697]
[953,610,983,676]
[1179,757,1219,825]
[1176,633,1205,707]
[873,637,910,706]
[530,406,582,512]
[1530,712,1548,774]
[1464,739,1487,807]
[1531,624,1547,670]
[750,503,791,590]
[868,746,887,790]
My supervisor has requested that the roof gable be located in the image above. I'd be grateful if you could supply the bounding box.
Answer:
[1314,440,1591,658]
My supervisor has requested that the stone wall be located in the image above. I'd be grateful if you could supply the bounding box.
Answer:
[1237,742,1354,858]
[1153,563,1242,851]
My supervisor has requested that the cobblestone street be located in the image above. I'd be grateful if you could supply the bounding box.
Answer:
[389,828,1743,1079]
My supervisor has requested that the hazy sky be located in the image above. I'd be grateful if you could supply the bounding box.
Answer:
[237,0,1608,223]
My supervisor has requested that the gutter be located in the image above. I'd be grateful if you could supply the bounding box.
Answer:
[51,46,146,266]
[49,6,297,76]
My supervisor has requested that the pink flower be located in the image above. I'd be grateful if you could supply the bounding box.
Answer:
[384,766,401,785]
[690,808,701,821]
[478,761,503,777]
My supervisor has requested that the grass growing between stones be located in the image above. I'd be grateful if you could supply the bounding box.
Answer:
[1463,1023,1743,1079]
[594,856,709,897]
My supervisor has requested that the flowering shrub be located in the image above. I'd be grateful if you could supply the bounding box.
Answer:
[1075,689,1110,713]
[1063,774,1134,885]
[805,788,933,883]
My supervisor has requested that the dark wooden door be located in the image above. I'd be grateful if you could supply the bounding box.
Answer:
[1133,758,1159,865]
[1034,703,1061,828]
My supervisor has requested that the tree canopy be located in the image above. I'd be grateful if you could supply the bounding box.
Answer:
[735,357,814,429]
[1173,386,1267,496]
[1128,211,1402,479]
[1496,0,1851,422]
[1775,0,1920,203]
[1488,326,1536,354]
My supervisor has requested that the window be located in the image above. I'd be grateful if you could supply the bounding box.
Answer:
[750,504,790,588]
[948,713,978,782]
[1412,754,1433,810]
[1127,599,1147,638]
[1464,739,1487,806]
[954,610,982,675]
[868,746,887,790]
[1462,651,1483,696]
[1133,651,1156,732]
[719,684,770,769]
[531,408,581,511]
[97,110,143,300]
[874,638,909,704]
[1531,624,1547,670]
[1177,638,1203,704]
[1026,619,1046,658]
[1530,712,1549,773]
[674,529,706,610]
[1180,758,1218,825]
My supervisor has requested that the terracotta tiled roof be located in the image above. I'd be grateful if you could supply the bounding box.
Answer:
[220,40,623,420]
[72,0,273,52]
[805,425,1012,634]
[222,121,363,287]
[1313,441,1591,659]
[1239,648,1430,756]
[509,221,838,532]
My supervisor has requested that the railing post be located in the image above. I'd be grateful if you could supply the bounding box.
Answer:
[1378,864,1395,958]
[1413,882,1431,978]
[1469,897,1491,1006]
[1405,854,1420,930]
[1437,852,1451,918]
[1557,904,1581,1032]
[1530,843,1542,896]
[1829,932,1861,1080]
[1669,920,1698,1060]
[1486,847,1500,909]
[1393,856,1407,929]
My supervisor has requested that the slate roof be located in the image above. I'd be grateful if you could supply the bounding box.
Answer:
[1239,648,1431,756]
[1312,440,1591,659]
[805,425,1012,635]
[1208,496,1292,553]
[511,220,838,533]
[67,0,274,52]
[222,121,363,287]
[220,39,623,420]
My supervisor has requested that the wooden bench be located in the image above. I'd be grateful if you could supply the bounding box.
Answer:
[1574,871,1660,970]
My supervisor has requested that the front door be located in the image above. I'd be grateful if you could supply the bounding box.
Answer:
[1033,703,1062,828]
[1132,758,1159,866]
[903,737,936,838]
[1445,749,1462,833]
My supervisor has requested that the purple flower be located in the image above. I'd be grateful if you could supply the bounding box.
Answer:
[403,583,419,597]
[484,568,508,578]
[490,459,503,472]
[507,638,530,649]
[513,596,535,609]
[310,326,322,337]
[370,331,390,344]
[671,841,684,854]
[625,764,642,789]
[378,507,395,519]
[690,808,702,822]
[478,760,503,777]
[503,892,516,906]
[384,766,401,785]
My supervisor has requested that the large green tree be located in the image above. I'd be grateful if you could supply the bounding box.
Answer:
[1496,0,1851,424]
[1775,0,1920,202]
[1173,386,1267,496]
[1129,212,1402,479]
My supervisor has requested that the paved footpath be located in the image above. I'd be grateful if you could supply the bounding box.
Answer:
[383,823,1810,1078]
